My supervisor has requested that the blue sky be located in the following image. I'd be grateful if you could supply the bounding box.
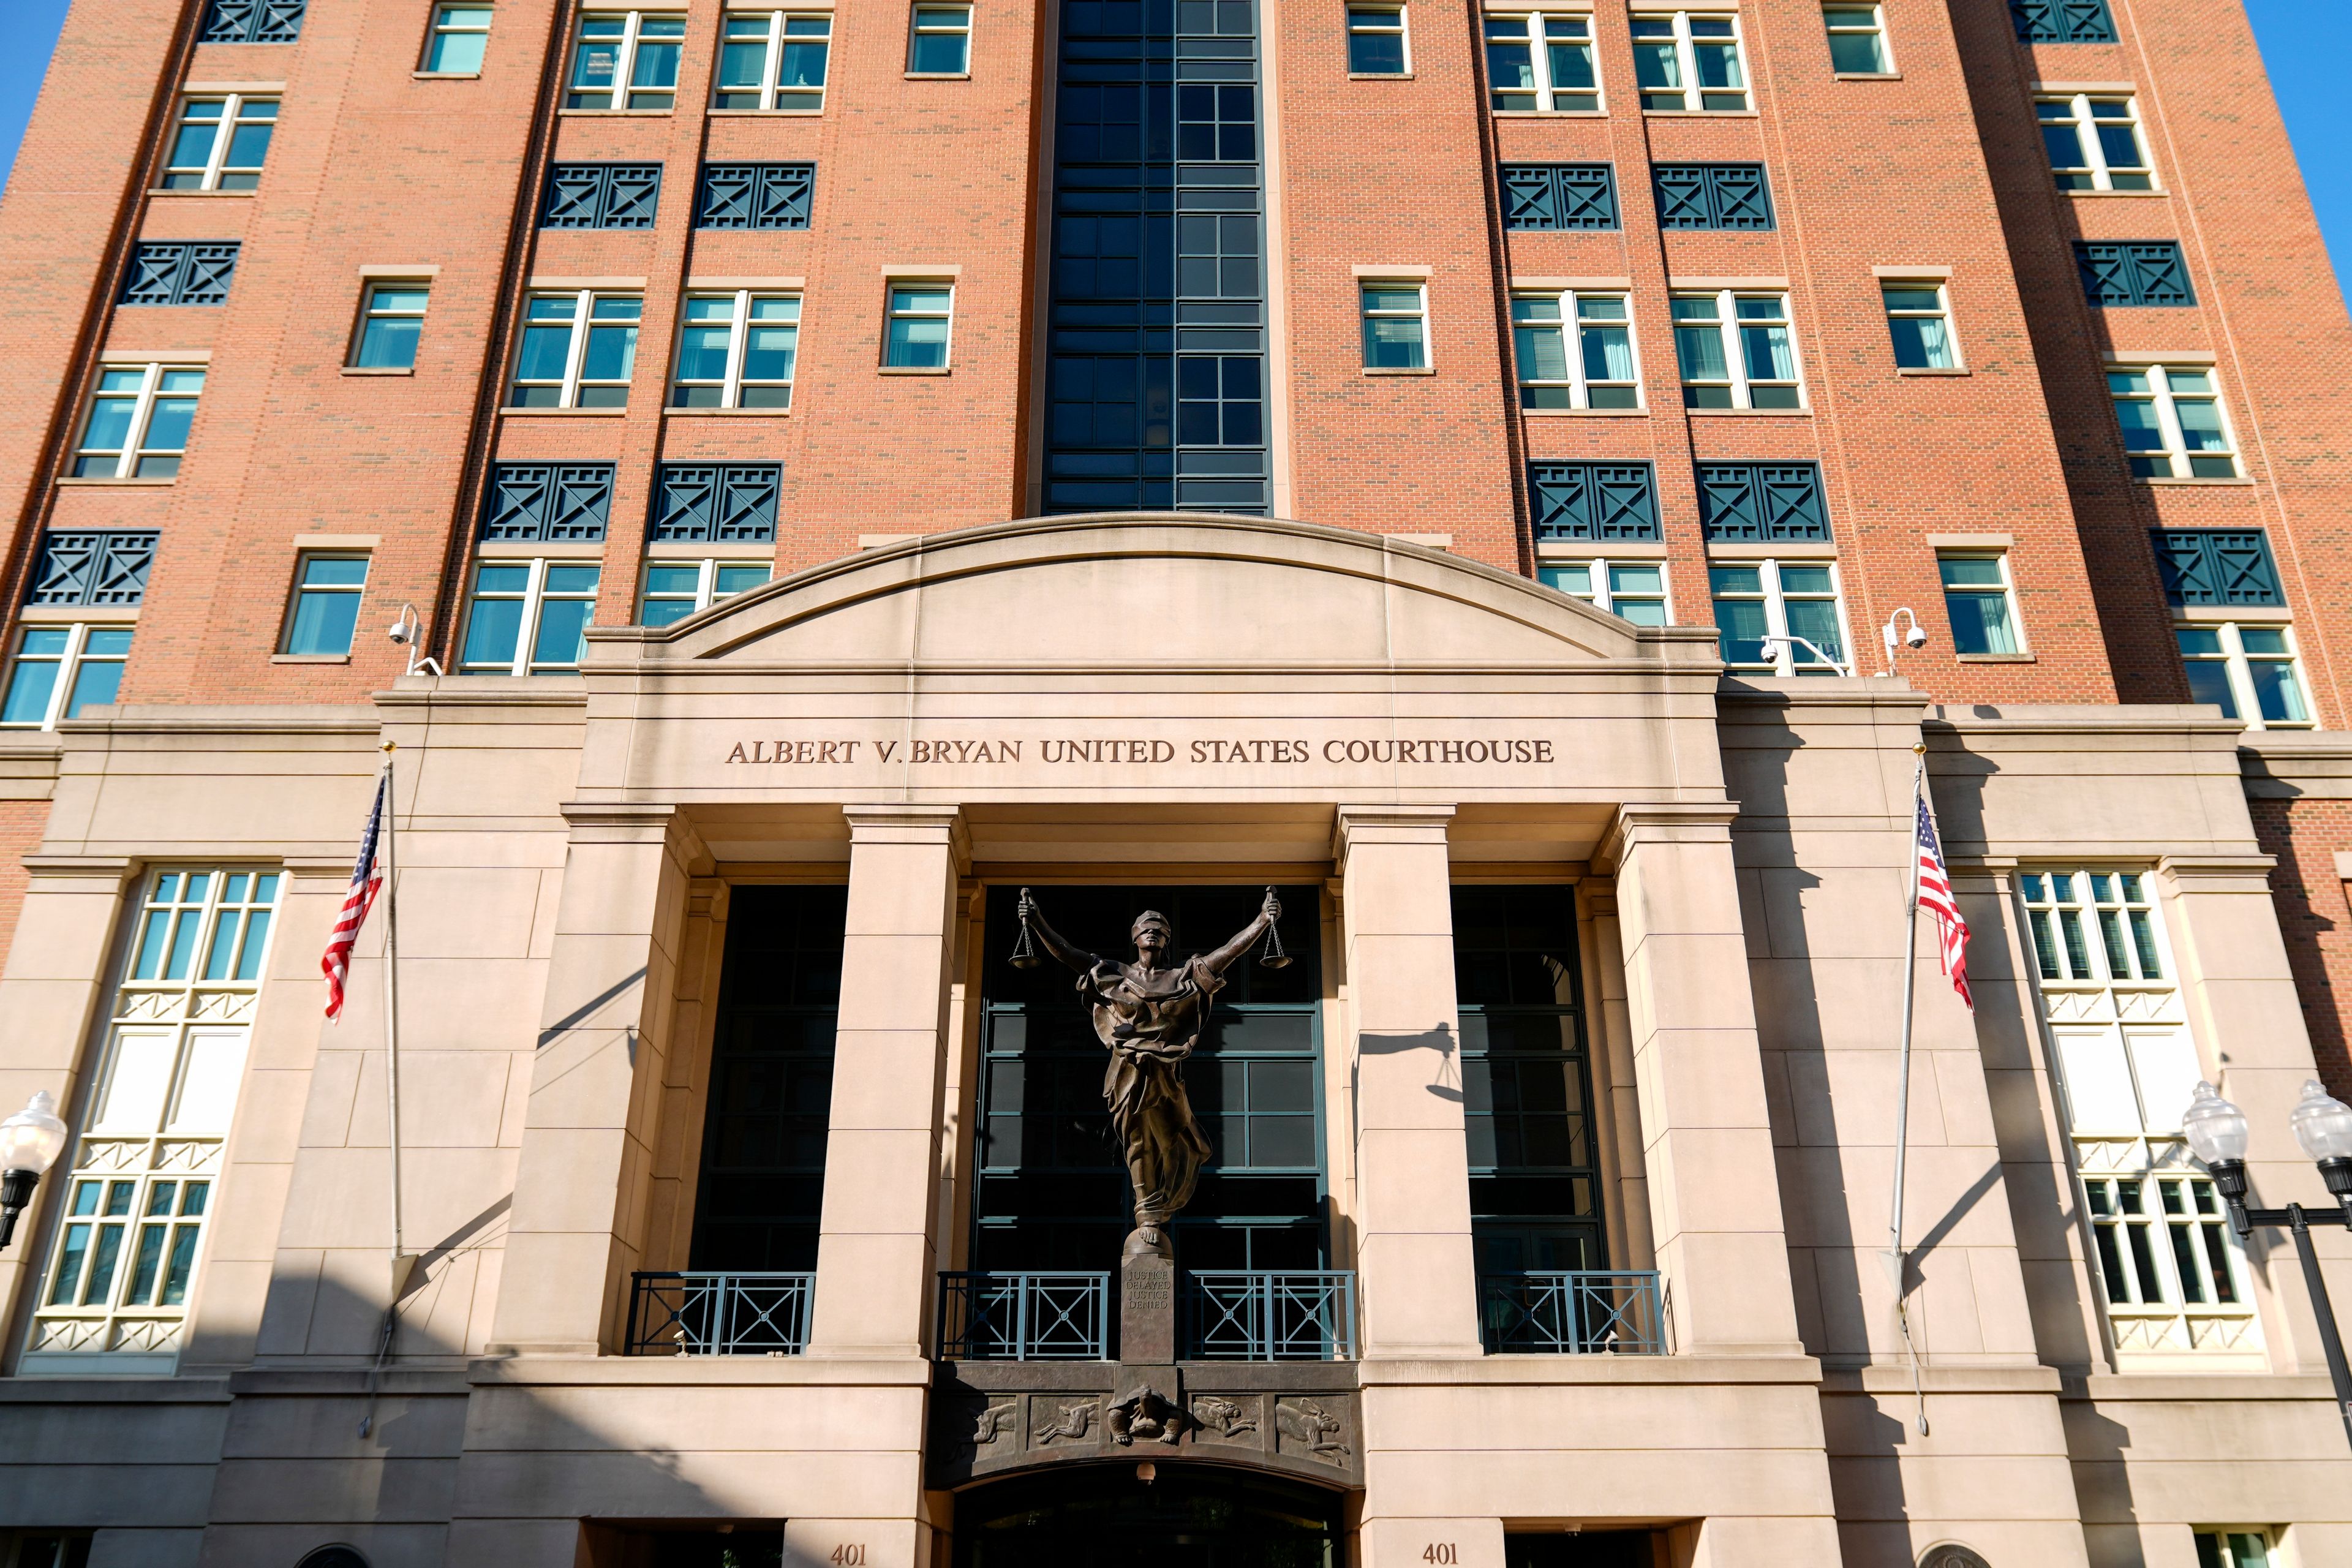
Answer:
[0,0,2347,300]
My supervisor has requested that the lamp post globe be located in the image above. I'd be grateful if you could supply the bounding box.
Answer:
[2180,1080,2250,1166]
[0,1089,67,1250]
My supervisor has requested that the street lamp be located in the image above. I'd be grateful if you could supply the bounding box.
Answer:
[2180,1079,2352,1450]
[0,1091,67,1249]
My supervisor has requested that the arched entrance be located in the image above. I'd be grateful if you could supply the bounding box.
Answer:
[954,1464,1344,1568]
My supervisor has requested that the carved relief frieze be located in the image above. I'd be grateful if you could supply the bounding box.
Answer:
[930,1371,1360,1489]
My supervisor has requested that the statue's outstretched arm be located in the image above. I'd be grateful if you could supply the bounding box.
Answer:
[1020,889,1102,973]
[1198,889,1280,975]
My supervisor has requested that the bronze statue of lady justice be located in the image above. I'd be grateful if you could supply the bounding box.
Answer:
[1013,888,1286,1259]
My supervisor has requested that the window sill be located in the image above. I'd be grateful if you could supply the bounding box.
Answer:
[1491,109,1607,117]
[145,187,255,198]
[1642,108,1758,118]
[1684,405,1810,415]
[497,405,631,415]
[1363,366,1436,375]
[2174,605,2291,624]
[271,653,353,665]
[1833,71,1902,80]
[663,405,794,416]
[556,108,675,117]
[1521,406,1646,416]
[1706,540,1837,560]
[1348,72,1414,80]
[2140,476,2255,486]
[342,366,415,377]
[53,477,175,486]
[878,365,952,375]
[20,605,137,624]
[1955,652,2036,663]
[706,108,825,116]
[478,540,606,560]
[412,70,483,80]
[2064,187,2168,198]
[1896,366,1971,376]
[904,72,972,80]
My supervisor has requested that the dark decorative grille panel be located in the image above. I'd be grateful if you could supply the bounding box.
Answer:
[541,164,665,229]
[2151,530,2282,607]
[199,0,306,43]
[2010,0,2115,42]
[1499,164,1619,231]
[695,163,816,230]
[1697,463,1831,541]
[482,464,615,542]
[1528,464,1660,541]
[1651,164,1774,230]
[29,532,159,607]
[652,464,782,543]
[119,243,241,306]
[2075,241,2194,306]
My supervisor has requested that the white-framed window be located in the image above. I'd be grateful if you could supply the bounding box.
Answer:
[2195,1531,2276,1568]
[351,282,429,370]
[26,868,281,1374]
[1485,13,1599,113]
[1631,12,1747,111]
[2038,93,2155,192]
[281,555,369,657]
[908,3,972,73]
[1822,4,1889,73]
[641,559,773,626]
[1710,559,1846,674]
[510,291,641,408]
[1360,282,1428,370]
[2108,364,2238,479]
[423,4,493,72]
[1512,289,1638,409]
[1346,4,1409,75]
[160,94,277,191]
[672,292,800,409]
[73,364,205,480]
[1882,282,1958,370]
[1672,290,1801,409]
[0,625,132,729]
[716,10,831,110]
[2176,621,2312,730]
[567,10,687,110]
[2021,869,2261,1364]
[459,560,601,674]
[1539,559,1668,625]
[1939,553,2022,655]
[883,283,955,368]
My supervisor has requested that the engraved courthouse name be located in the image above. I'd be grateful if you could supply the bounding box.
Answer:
[723,734,1558,766]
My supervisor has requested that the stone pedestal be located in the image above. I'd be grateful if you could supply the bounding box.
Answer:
[1121,1245,1177,1365]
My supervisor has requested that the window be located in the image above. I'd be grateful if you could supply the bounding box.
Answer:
[1651,163,1773,229]
[541,162,663,228]
[2011,0,2114,44]
[26,869,280,1373]
[1,627,133,729]
[1360,283,1428,370]
[1539,559,1668,625]
[1528,462,1660,540]
[1631,12,1747,112]
[424,4,492,71]
[1698,462,1830,541]
[2108,366,2237,478]
[350,283,428,369]
[641,560,772,626]
[910,4,972,72]
[718,10,831,108]
[1709,560,1847,674]
[1347,6,1408,74]
[26,532,158,608]
[119,243,240,306]
[2038,94,2153,190]
[482,464,615,542]
[2021,869,2258,1361]
[198,0,306,44]
[695,162,816,228]
[567,11,687,110]
[1883,282,1957,369]
[2195,1531,2275,1568]
[1822,5,1889,72]
[1177,356,1264,445]
[652,464,782,541]
[1485,14,1599,112]
[161,96,276,190]
[2177,624,2311,729]
[1939,554,2021,654]
[0,1534,92,1568]
[1672,291,1801,409]
[74,366,205,479]
[2076,241,2193,307]
[1512,290,1638,408]
[460,561,601,674]
[883,284,954,368]
[510,291,641,408]
[281,556,368,657]
[1498,164,1618,230]
[673,292,799,408]
[2150,529,2282,608]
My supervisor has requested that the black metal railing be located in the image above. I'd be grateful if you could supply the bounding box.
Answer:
[1185,1270,1357,1360]
[1477,1270,1664,1354]
[938,1271,1113,1360]
[626,1271,814,1355]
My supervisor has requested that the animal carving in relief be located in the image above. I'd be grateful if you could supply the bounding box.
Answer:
[1188,1396,1257,1438]
[1275,1398,1351,1461]
[1035,1399,1098,1445]
[968,1402,1016,1448]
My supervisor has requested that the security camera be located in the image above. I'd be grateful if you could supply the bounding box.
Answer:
[1904,623,1928,650]
[387,616,413,646]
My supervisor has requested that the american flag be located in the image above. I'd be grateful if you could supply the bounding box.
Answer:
[322,771,388,1020]
[1914,791,1972,1011]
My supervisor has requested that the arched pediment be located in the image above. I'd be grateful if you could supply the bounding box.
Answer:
[586,514,1717,669]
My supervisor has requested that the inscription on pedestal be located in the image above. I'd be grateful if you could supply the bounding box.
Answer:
[1121,1250,1176,1365]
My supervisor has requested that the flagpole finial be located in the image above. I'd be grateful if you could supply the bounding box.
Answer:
[380,740,398,755]
[1912,742,1926,756]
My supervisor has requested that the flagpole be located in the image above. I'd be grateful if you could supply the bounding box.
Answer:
[380,741,410,1302]
[1888,739,1928,1433]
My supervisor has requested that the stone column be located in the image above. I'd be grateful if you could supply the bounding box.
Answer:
[1335,805,1482,1359]
[1602,804,1804,1355]
[804,805,965,1360]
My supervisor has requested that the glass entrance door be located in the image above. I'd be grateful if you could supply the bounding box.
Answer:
[957,1466,1341,1568]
